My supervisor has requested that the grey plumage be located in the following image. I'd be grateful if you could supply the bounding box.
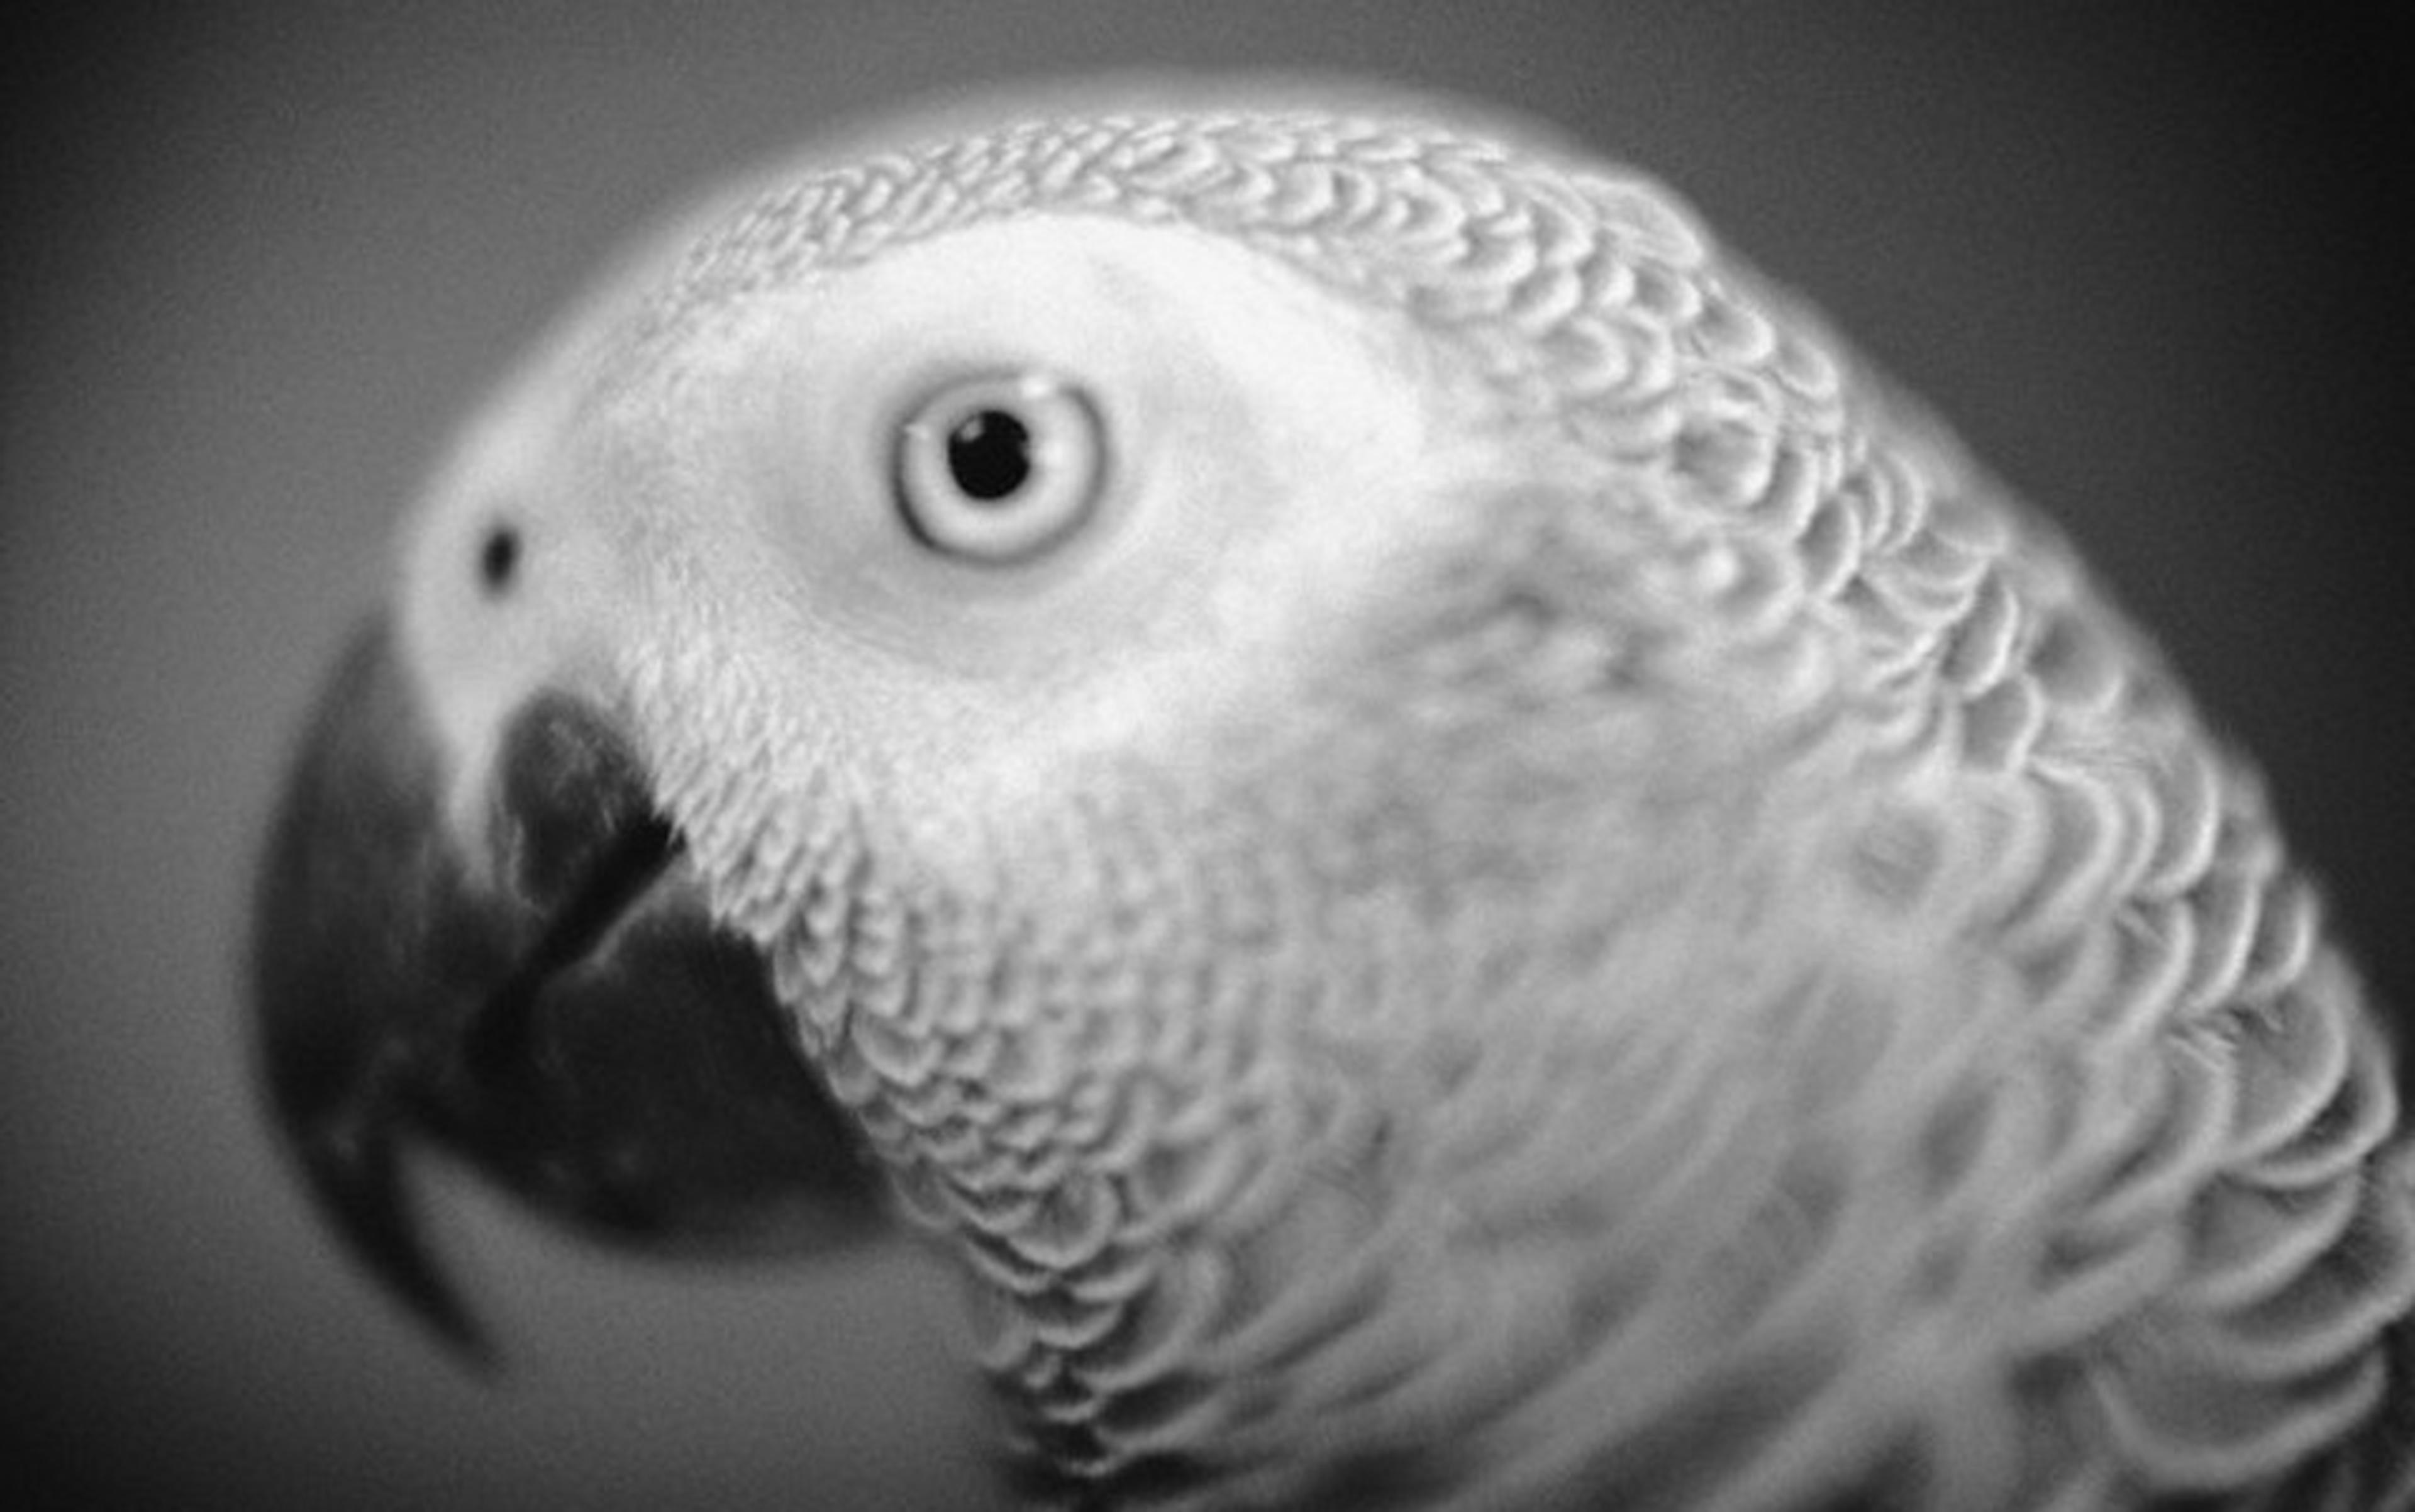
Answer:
[252,89,2415,1509]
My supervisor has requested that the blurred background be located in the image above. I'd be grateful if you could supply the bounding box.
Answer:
[4,3,2409,1506]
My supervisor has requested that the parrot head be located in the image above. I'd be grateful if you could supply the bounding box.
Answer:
[252,108,1575,1345]
[252,86,2415,1506]
[253,81,1806,1453]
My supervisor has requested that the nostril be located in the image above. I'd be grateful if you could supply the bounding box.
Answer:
[479,525,520,594]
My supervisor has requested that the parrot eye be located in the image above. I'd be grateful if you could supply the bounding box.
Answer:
[891,372,1106,564]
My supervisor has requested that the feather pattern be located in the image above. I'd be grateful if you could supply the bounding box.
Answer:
[609,106,2413,1508]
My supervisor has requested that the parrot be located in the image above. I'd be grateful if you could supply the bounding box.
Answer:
[250,81,2415,1511]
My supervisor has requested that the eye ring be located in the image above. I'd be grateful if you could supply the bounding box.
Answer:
[891,370,1106,564]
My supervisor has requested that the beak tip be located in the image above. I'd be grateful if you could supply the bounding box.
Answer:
[250,619,505,1374]
[376,1239,497,1372]
[288,1118,504,1374]
[339,1193,509,1378]
[421,1300,504,1377]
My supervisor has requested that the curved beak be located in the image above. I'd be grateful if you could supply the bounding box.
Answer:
[250,621,879,1362]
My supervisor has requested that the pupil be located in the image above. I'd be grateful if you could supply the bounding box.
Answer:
[946,409,1033,503]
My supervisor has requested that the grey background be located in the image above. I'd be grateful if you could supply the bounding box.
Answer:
[4,3,2409,1507]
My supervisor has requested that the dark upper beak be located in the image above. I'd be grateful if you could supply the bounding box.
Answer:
[250,620,879,1362]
